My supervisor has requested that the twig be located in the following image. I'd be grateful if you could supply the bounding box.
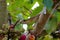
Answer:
[13,19,20,28]
[8,13,12,25]
[49,1,60,18]
[19,14,40,24]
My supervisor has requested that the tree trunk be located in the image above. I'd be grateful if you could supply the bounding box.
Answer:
[0,0,7,28]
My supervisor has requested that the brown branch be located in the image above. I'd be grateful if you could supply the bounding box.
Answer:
[13,19,20,28]
[52,1,60,13]
[34,11,50,36]
[19,14,40,24]
[33,1,60,37]
[11,14,40,28]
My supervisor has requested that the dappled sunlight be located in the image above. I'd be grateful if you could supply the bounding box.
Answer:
[31,2,39,10]
[0,0,60,40]
[7,2,9,6]
[23,24,28,31]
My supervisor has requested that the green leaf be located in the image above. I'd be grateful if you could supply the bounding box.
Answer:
[56,11,60,22]
[43,35,53,40]
[27,22,34,30]
[29,0,34,4]
[17,14,24,20]
[31,6,43,17]
[45,16,57,34]
[37,0,43,5]
[24,0,36,9]
[15,24,23,31]
[37,36,44,40]
[43,0,53,10]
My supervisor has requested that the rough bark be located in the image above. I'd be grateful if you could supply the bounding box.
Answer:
[0,0,7,28]
[34,11,50,36]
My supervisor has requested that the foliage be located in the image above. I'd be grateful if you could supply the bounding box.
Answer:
[45,13,57,34]
[7,0,60,40]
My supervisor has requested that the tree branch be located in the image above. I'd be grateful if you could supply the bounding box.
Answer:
[19,14,40,24]
[13,19,20,28]
[33,1,60,37]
